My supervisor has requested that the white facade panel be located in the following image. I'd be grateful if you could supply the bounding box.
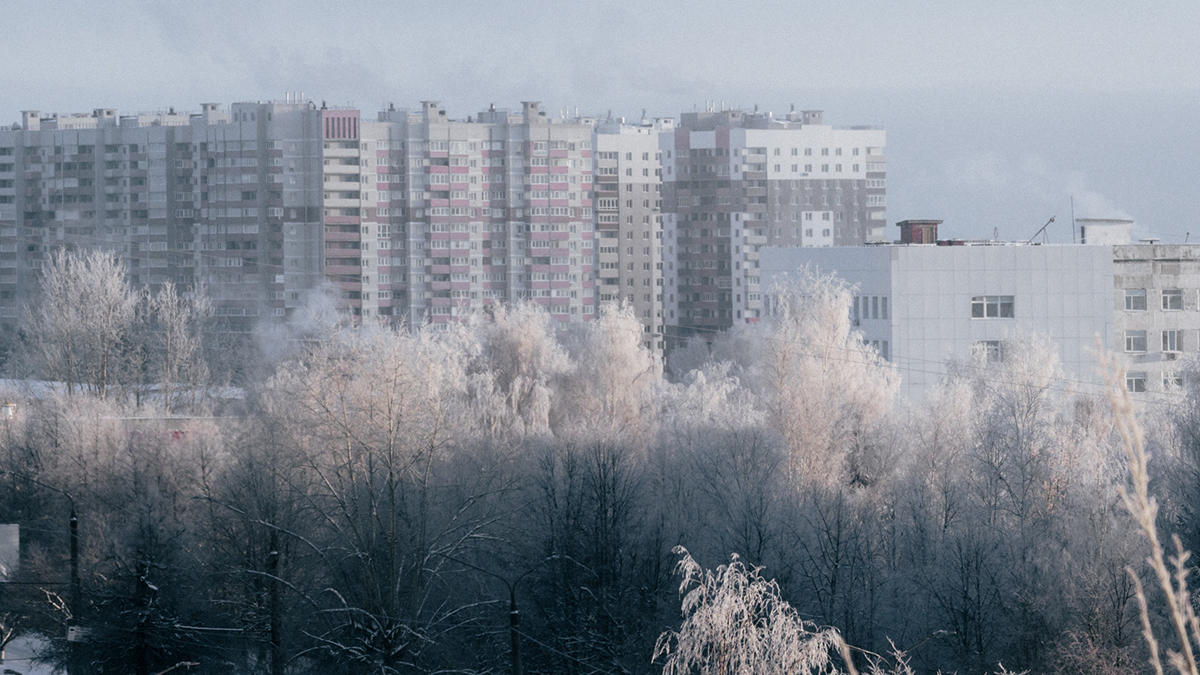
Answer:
[762,244,1116,398]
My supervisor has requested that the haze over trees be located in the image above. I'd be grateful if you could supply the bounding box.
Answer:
[0,250,1196,674]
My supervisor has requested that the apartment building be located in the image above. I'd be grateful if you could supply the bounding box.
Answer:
[345,101,596,327]
[1113,244,1200,393]
[594,116,672,353]
[0,100,598,332]
[0,100,325,332]
[661,106,887,345]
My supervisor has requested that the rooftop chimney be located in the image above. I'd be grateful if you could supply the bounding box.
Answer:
[522,101,540,123]
[898,219,942,244]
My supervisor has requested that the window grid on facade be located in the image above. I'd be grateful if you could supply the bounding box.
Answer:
[1127,371,1148,393]
[974,340,1004,363]
[1163,289,1183,310]
[971,295,1014,318]
[1126,288,1147,311]
[1125,330,1147,353]
[1163,329,1180,352]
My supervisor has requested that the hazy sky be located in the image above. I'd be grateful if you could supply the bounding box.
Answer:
[5,0,1198,241]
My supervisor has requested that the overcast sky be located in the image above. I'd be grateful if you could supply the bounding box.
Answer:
[4,0,1197,242]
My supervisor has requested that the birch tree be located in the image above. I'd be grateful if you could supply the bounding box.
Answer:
[714,268,898,487]
[26,249,141,397]
[148,282,212,412]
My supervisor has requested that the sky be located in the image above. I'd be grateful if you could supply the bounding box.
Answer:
[4,0,1198,242]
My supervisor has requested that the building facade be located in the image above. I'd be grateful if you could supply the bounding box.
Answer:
[661,107,887,345]
[1112,244,1200,393]
[0,101,326,332]
[0,100,598,332]
[761,239,1117,397]
[594,117,672,353]
[357,101,596,327]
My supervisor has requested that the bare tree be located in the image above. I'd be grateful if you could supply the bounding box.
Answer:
[714,268,899,487]
[148,282,212,412]
[26,249,141,398]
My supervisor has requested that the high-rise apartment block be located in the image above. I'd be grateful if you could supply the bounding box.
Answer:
[0,100,886,347]
[358,100,596,327]
[594,116,673,352]
[0,100,598,330]
[660,107,886,344]
[0,101,327,332]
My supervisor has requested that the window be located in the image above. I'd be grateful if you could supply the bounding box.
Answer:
[1125,330,1147,353]
[1125,288,1147,310]
[971,295,1014,318]
[1163,289,1183,310]
[1163,330,1180,352]
[974,340,1004,363]
[1126,371,1147,393]
[1164,371,1184,390]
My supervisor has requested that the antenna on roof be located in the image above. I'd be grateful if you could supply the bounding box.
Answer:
[1026,216,1056,244]
[1070,196,1076,243]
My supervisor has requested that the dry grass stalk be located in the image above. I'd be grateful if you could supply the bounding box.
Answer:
[1102,351,1200,675]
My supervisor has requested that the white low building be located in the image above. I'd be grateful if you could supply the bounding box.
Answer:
[761,234,1116,398]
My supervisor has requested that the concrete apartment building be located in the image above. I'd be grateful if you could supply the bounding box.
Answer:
[0,99,598,331]
[594,116,672,353]
[1113,243,1200,393]
[660,106,887,346]
[0,100,326,332]
[360,101,596,327]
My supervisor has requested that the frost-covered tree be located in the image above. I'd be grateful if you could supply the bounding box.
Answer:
[654,546,850,675]
[472,301,571,437]
[260,322,512,673]
[26,249,141,397]
[148,281,212,412]
[713,268,898,487]
[555,303,658,440]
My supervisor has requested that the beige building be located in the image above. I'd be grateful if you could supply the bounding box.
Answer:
[594,116,673,354]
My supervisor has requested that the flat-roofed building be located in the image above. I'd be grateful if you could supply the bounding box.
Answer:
[761,232,1117,397]
[594,115,672,353]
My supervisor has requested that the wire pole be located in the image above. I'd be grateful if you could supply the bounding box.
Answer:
[70,503,80,675]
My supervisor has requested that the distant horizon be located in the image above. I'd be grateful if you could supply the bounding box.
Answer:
[5,0,1196,244]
